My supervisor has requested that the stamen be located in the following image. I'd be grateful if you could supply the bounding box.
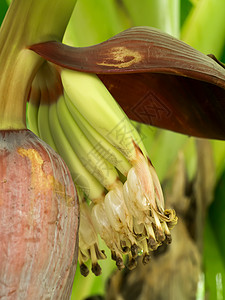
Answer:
[79,201,106,275]
[79,248,89,263]
[111,249,125,270]
[116,254,125,270]
[165,209,178,229]
[142,253,151,265]
[94,244,107,260]
[151,209,165,243]
[111,251,117,261]
[131,244,139,258]
[147,237,159,251]
[141,239,151,265]
[80,263,90,277]
[120,240,130,253]
[91,263,102,276]
[90,245,99,266]
[162,222,172,244]
[126,253,137,270]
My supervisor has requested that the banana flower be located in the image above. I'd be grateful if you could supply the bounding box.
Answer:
[1,1,225,298]
[29,9,225,275]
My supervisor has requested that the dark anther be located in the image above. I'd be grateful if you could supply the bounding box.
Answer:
[80,263,89,277]
[127,257,137,270]
[131,244,138,258]
[116,257,124,270]
[142,253,151,265]
[92,263,102,276]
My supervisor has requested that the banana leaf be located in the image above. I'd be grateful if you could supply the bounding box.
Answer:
[0,0,8,26]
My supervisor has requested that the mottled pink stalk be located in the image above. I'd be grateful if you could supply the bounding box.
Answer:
[0,129,79,299]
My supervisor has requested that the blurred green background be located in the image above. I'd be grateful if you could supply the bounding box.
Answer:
[1,0,225,299]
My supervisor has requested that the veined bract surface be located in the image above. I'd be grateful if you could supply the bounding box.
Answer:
[0,129,79,299]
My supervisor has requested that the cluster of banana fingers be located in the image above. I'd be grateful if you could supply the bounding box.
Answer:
[27,61,177,276]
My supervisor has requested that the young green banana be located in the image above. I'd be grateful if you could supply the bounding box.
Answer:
[49,99,105,202]
[64,92,131,176]
[27,77,40,137]
[56,94,119,190]
[29,62,57,151]
[61,69,145,162]
[38,85,58,152]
